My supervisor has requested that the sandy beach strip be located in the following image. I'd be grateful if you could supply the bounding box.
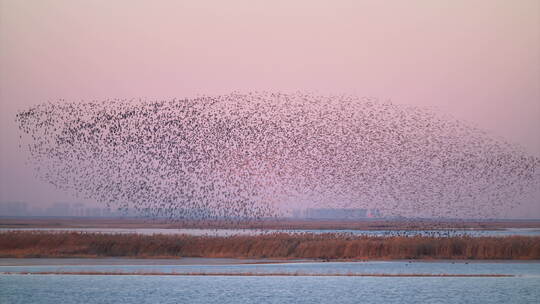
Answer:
[1,257,538,267]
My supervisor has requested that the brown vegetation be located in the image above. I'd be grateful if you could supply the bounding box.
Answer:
[1,231,539,260]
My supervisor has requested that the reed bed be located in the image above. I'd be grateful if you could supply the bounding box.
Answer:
[0,231,538,260]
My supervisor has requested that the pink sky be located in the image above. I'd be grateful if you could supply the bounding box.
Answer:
[1,0,539,217]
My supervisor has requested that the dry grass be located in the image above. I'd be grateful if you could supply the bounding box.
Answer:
[0,231,539,260]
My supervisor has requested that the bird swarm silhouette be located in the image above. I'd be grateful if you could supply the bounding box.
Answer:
[15,92,540,221]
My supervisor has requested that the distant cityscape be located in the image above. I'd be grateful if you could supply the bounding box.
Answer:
[292,208,382,219]
[0,201,382,219]
[0,201,130,217]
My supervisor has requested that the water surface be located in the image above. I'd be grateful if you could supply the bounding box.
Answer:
[1,260,539,276]
[1,275,538,304]
[2,260,538,304]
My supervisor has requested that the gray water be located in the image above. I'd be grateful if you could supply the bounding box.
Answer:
[2,261,540,303]
[2,261,540,276]
[1,272,539,304]
[2,227,540,237]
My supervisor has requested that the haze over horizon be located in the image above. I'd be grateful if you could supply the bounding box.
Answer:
[1,0,539,218]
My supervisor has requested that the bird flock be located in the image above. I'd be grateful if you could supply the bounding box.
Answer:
[15,92,540,221]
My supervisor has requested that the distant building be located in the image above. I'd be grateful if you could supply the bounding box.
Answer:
[48,202,72,217]
[0,201,128,217]
[366,209,382,218]
[0,202,28,216]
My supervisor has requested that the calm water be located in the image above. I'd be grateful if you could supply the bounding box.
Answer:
[2,227,540,237]
[2,261,540,276]
[1,272,539,304]
[1,261,539,304]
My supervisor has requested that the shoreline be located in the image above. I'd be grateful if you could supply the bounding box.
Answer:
[2,217,540,231]
[1,257,539,266]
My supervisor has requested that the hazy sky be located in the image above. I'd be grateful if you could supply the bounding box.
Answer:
[1,0,539,217]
